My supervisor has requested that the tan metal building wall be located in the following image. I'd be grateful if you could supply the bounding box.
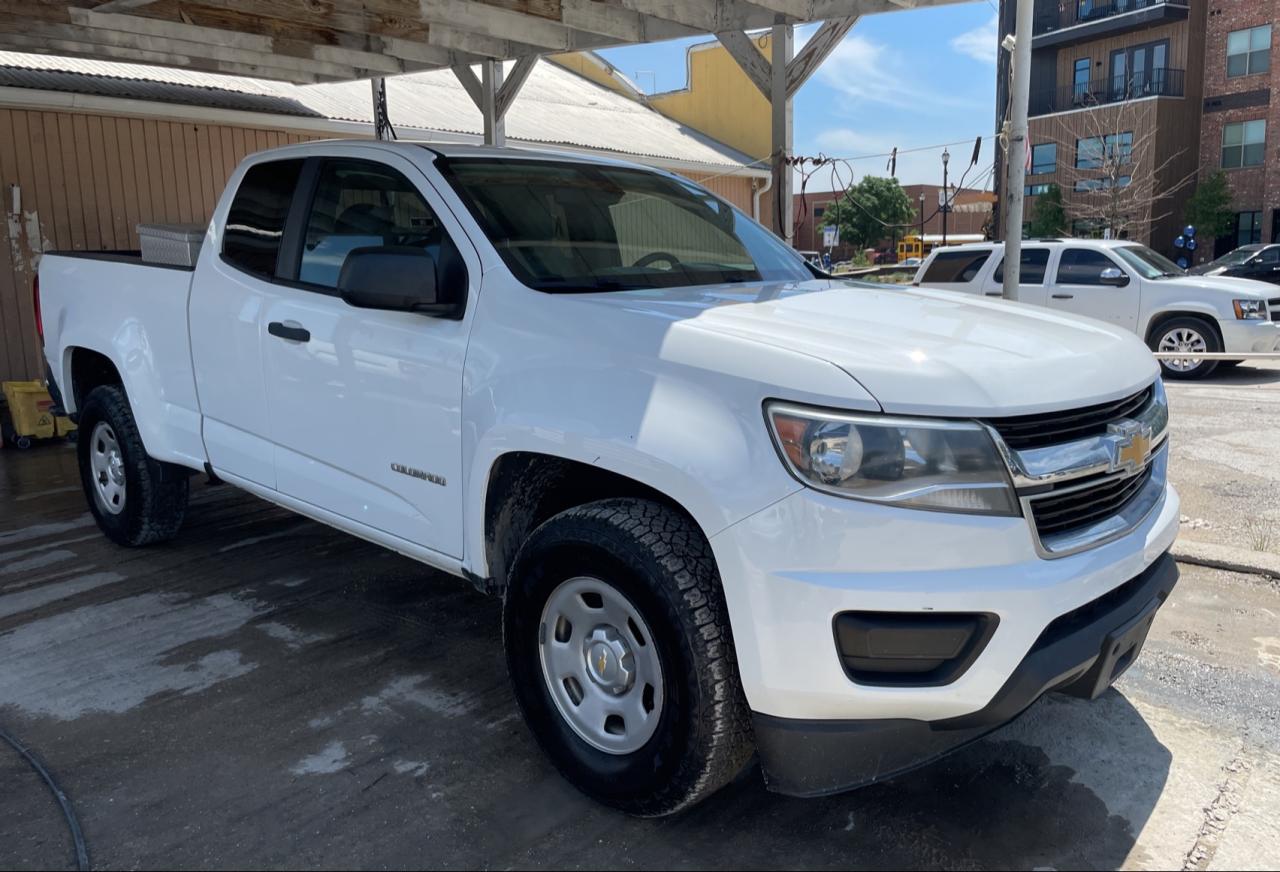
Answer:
[0,107,758,385]
[0,108,317,383]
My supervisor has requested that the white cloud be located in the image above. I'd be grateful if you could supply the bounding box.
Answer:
[816,33,984,113]
[951,15,999,65]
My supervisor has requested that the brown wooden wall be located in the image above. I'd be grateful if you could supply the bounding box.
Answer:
[0,106,760,385]
[0,108,319,383]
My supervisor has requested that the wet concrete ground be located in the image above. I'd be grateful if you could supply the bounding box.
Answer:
[2,425,1279,869]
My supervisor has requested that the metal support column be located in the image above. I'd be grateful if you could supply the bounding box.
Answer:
[482,59,504,147]
[1001,0,1034,299]
[771,24,794,242]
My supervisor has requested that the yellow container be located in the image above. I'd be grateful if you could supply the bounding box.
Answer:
[2,380,58,440]
[56,415,78,438]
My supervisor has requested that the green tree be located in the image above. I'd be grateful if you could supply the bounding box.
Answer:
[823,176,916,251]
[1027,184,1067,237]
[1183,171,1235,240]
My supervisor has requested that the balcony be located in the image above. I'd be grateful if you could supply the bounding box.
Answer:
[1029,68,1185,116]
[1033,0,1190,49]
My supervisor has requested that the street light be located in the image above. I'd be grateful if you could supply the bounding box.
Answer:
[918,191,926,258]
[941,148,951,247]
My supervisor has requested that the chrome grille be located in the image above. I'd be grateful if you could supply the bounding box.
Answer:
[985,386,1154,450]
[1029,463,1154,539]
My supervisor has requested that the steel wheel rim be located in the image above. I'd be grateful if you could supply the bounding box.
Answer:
[89,421,127,515]
[1158,327,1208,372]
[538,576,665,755]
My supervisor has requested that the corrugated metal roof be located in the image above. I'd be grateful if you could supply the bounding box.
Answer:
[0,52,758,170]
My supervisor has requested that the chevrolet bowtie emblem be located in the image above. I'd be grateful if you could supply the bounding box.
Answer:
[597,651,609,674]
[1107,420,1153,474]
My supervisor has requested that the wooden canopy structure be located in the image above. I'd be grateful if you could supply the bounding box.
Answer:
[1,0,965,238]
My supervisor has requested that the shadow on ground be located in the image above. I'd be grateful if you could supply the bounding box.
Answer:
[1,449,1172,870]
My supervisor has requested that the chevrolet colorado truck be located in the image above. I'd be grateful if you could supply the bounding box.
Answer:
[912,238,1280,380]
[37,140,1180,815]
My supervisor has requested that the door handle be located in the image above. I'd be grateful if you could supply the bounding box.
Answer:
[268,321,311,342]
[1052,293,1074,299]
[984,291,1002,296]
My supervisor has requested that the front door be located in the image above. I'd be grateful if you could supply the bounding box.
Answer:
[260,149,477,558]
[1049,247,1140,332]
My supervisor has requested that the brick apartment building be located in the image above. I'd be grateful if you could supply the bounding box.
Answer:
[1200,2,1277,256]
[793,184,990,258]
[999,1,1279,262]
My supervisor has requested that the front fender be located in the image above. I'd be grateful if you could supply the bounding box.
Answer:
[1140,302,1228,340]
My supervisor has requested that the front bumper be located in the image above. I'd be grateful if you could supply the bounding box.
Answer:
[751,551,1178,796]
[1220,317,1280,353]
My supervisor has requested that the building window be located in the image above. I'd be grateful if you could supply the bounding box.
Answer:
[1073,58,1091,97]
[1070,218,1107,238]
[1236,211,1263,246]
[1025,183,1052,196]
[1030,143,1056,175]
[814,206,825,218]
[1076,133,1132,169]
[1227,25,1271,78]
[1222,120,1266,169]
[1073,175,1131,192]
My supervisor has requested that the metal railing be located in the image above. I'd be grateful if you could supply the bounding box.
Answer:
[1030,68,1184,116]
[1034,0,1189,36]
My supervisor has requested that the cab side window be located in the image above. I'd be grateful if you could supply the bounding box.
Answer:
[1056,248,1120,285]
[921,250,992,283]
[992,248,1050,284]
[298,159,463,294]
[223,159,304,278]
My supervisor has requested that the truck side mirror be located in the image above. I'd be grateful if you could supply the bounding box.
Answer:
[338,246,464,319]
[1099,266,1129,287]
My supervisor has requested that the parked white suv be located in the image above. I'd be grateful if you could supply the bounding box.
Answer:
[39,141,1180,814]
[913,239,1280,379]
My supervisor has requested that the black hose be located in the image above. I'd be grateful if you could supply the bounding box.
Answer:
[0,725,90,871]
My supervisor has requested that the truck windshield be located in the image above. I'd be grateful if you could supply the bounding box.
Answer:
[436,158,812,292]
[1114,244,1185,279]
[1205,245,1263,268]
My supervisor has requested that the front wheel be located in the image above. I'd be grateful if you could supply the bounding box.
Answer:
[77,385,189,546]
[503,499,754,816]
[1150,317,1220,380]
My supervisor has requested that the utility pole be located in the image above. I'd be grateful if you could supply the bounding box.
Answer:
[941,148,951,246]
[1001,0,1034,300]
[918,191,925,256]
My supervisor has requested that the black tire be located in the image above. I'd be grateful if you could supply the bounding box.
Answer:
[503,499,754,816]
[1149,316,1221,380]
[77,385,188,546]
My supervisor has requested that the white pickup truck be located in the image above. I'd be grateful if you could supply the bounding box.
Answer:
[38,140,1180,814]
[912,238,1280,380]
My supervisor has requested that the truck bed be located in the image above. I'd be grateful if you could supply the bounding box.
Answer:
[39,250,207,471]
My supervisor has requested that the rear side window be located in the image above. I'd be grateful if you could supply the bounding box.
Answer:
[1056,248,1119,285]
[992,248,1051,284]
[223,159,304,278]
[921,250,991,283]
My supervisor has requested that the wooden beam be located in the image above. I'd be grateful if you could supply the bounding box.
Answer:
[0,31,330,81]
[495,55,538,118]
[785,15,857,97]
[481,59,503,145]
[451,63,484,107]
[89,0,163,11]
[715,30,772,99]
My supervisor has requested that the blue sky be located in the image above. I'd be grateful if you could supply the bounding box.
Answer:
[596,2,1000,191]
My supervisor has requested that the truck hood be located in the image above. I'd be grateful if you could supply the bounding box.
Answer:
[579,280,1158,417]
[1165,274,1274,297]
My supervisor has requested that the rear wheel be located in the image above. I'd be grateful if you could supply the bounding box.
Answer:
[1150,316,1220,380]
[503,499,754,816]
[77,385,188,546]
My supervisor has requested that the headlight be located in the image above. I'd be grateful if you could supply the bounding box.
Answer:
[766,402,1019,516]
[1233,299,1268,320]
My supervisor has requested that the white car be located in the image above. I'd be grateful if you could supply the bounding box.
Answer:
[38,141,1179,814]
[912,238,1280,379]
